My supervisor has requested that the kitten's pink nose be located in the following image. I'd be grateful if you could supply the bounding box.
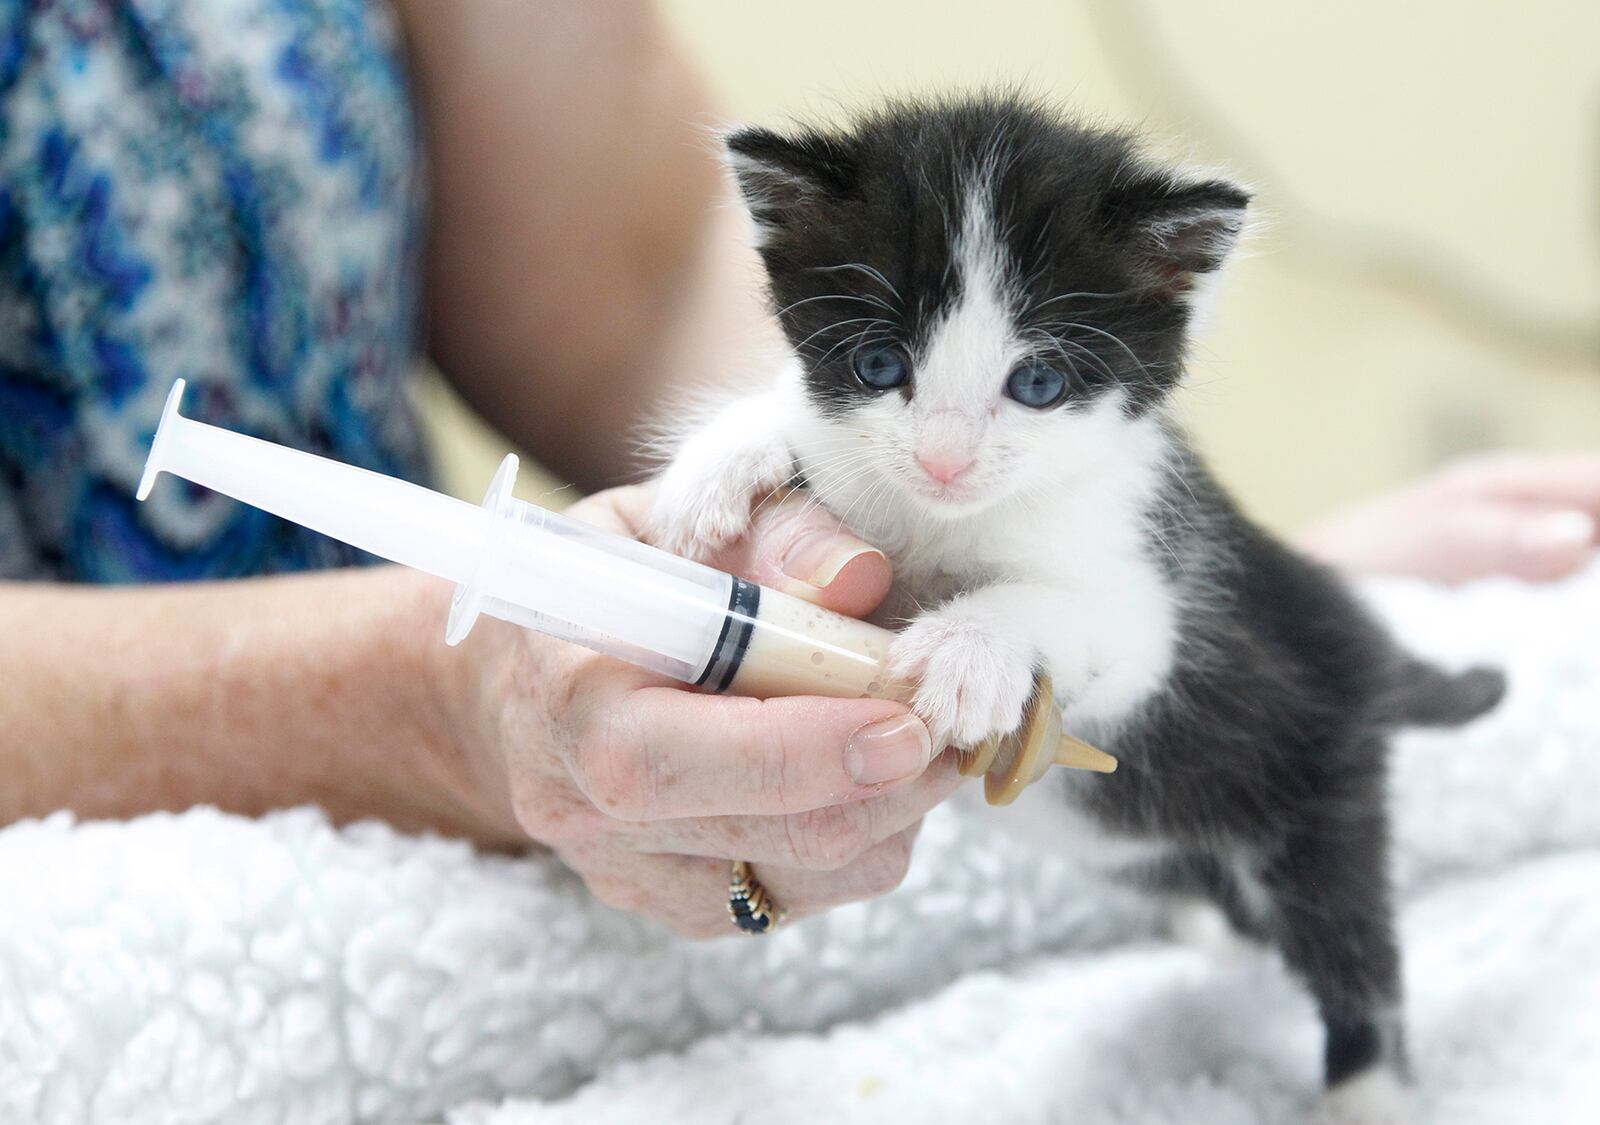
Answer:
[916,451,975,486]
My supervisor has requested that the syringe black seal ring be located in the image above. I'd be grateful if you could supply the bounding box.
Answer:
[696,577,761,694]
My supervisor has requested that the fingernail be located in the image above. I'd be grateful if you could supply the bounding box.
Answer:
[845,714,933,785]
[1514,510,1595,556]
[781,529,884,589]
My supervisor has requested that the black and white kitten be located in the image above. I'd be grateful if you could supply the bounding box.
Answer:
[649,96,1502,1122]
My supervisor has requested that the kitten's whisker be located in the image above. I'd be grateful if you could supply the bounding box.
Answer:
[801,468,889,513]
[1030,317,1162,338]
[791,316,893,356]
[1164,455,1204,512]
[1058,320,1156,382]
[841,466,888,525]
[772,292,896,320]
[817,445,888,526]
[807,263,902,306]
[1022,289,1130,317]
[793,476,875,541]
[806,323,899,369]
[796,446,880,472]
[1142,507,1184,574]
[780,447,889,522]
[1027,335,1114,384]
[836,470,896,543]
[792,456,883,492]
[744,444,879,520]
[1064,343,1124,385]
[865,474,904,541]
[1019,217,1057,295]
[805,322,893,356]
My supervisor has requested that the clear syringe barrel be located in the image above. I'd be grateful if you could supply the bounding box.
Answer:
[135,379,888,691]
[479,488,893,696]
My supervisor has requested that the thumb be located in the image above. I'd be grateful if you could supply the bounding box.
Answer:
[1498,508,1597,581]
[708,490,892,619]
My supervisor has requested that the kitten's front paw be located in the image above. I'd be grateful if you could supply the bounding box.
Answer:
[889,609,1039,748]
[648,441,796,560]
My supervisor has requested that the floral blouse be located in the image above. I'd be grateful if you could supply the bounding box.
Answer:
[0,0,430,582]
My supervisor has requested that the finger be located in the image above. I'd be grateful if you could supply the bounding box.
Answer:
[570,687,937,820]
[565,848,732,938]
[752,820,926,920]
[628,751,961,868]
[575,823,927,940]
[706,489,892,619]
[564,483,893,618]
[1441,452,1600,515]
[1495,507,1596,581]
[1415,502,1593,584]
[564,483,659,539]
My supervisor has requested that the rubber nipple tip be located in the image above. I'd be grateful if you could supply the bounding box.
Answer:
[1054,737,1118,774]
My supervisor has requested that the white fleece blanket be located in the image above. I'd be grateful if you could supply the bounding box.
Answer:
[3,564,1597,1124]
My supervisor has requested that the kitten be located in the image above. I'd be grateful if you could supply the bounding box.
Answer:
[649,95,1502,1121]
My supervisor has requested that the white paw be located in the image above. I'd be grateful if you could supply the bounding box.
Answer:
[1310,1067,1415,1125]
[1161,897,1255,961]
[889,608,1038,748]
[648,440,795,561]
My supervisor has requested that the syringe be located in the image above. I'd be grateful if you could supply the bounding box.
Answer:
[137,380,1115,803]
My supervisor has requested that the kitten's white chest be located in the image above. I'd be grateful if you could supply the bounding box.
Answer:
[788,409,1180,728]
[879,500,1179,728]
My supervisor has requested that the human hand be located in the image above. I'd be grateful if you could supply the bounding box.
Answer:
[441,487,958,938]
[1297,452,1600,584]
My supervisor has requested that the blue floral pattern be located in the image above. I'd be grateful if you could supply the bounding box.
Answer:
[0,0,428,581]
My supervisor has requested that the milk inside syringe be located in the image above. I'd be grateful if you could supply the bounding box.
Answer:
[137,379,1112,803]
[495,525,888,697]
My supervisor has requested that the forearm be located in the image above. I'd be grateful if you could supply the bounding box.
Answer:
[395,0,776,487]
[0,568,518,844]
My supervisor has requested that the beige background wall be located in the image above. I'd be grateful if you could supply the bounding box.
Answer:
[428,0,1599,533]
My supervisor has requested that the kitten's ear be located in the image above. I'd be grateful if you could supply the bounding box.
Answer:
[1102,172,1250,295]
[724,126,861,236]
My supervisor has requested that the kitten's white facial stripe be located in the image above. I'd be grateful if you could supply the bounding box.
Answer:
[913,185,1024,417]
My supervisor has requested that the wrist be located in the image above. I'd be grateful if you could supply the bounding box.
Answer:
[387,567,527,847]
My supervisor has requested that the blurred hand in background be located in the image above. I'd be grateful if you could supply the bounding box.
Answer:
[1298,452,1600,583]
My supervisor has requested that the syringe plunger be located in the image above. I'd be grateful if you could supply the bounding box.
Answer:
[139,379,731,681]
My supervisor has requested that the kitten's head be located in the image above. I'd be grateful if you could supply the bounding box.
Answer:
[726,96,1248,519]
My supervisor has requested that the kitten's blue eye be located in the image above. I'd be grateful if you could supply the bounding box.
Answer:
[852,344,910,390]
[1006,361,1069,408]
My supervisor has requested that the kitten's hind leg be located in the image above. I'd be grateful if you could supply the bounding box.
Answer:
[1257,778,1412,1120]
[1135,851,1272,956]
[1309,1063,1414,1125]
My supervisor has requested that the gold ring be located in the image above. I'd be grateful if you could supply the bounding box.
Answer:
[728,860,786,935]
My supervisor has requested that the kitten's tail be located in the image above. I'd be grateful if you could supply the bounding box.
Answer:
[1386,658,1507,728]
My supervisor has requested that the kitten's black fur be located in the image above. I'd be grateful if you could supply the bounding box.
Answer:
[727,95,1504,1092]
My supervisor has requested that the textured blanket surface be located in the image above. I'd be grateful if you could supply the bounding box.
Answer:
[2,565,1596,1124]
